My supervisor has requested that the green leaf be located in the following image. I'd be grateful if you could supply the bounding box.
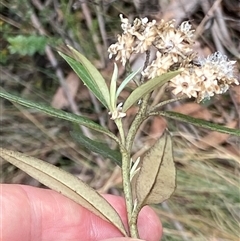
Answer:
[60,46,110,108]
[70,131,122,166]
[109,63,118,111]
[122,71,180,112]
[116,68,141,98]
[58,52,108,108]
[0,91,117,141]
[135,132,176,209]
[0,148,127,236]
[158,111,240,136]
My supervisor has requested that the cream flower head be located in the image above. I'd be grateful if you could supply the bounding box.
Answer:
[108,15,239,103]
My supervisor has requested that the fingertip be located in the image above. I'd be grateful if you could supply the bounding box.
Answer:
[103,195,162,241]
[138,206,162,241]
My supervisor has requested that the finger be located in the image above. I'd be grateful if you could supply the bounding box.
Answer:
[1,184,162,241]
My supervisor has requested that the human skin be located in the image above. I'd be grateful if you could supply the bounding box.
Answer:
[0,184,162,241]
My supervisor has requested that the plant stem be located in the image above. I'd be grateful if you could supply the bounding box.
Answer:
[149,97,186,112]
[126,93,151,152]
[121,150,139,237]
[115,118,126,146]
[115,119,138,236]
[120,92,151,237]
[125,51,151,151]
[130,204,142,234]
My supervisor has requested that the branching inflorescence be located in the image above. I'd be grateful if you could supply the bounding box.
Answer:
[108,14,239,103]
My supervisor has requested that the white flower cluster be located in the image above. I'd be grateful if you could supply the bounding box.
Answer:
[108,14,194,67]
[108,15,239,102]
[169,52,239,102]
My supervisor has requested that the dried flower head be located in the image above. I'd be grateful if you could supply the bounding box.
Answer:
[169,52,239,102]
[108,15,239,103]
[108,33,135,66]
[108,15,195,67]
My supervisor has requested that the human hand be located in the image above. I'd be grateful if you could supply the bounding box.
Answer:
[1,184,162,241]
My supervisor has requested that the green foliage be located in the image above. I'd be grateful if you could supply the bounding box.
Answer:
[0,49,8,64]
[0,91,118,142]
[7,35,47,56]
[1,1,239,240]
[59,47,110,109]
[70,131,122,166]
[158,111,240,136]
[122,71,181,112]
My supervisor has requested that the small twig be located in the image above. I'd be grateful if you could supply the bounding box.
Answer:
[214,5,240,58]
[194,0,222,40]
[200,0,225,54]
[95,0,108,60]
[0,13,22,29]
[31,0,44,10]
[29,3,92,139]
[81,2,105,66]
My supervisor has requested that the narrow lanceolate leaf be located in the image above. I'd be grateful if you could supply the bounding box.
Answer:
[0,91,118,141]
[158,111,240,137]
[58,52,108,108]
[67,46,110,106]
[116,68,141,98]
[70,131,122,166]
[122,71,180,112]
[136,132,176,209]
[0,148,127,236]
[109,63,118,111]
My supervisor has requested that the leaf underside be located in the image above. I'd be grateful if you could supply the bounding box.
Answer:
[136,132,176,209]
[0,148,127,236]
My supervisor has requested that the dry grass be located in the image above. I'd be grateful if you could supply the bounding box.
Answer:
[1,0,239,240]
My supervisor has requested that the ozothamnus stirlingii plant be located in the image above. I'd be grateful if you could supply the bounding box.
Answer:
[0,14,239,239]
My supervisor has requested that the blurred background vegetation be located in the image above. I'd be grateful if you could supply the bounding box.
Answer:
[1,0,239,240]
